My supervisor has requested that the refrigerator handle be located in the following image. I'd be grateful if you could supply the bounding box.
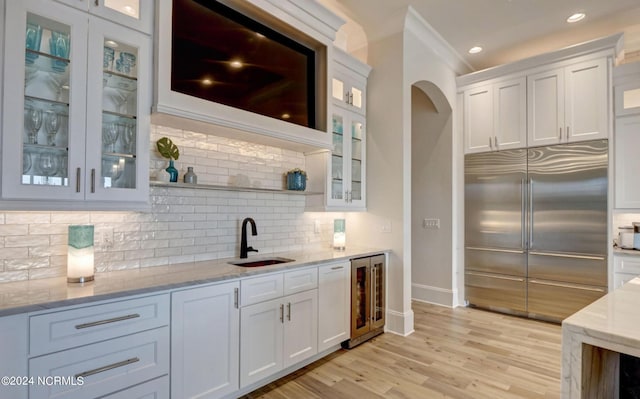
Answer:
[521,178,526,250]
[529,179,534,249]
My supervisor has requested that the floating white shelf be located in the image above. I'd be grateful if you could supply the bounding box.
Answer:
[150,180,320,195]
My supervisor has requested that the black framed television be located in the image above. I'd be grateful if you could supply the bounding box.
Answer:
[171,0,323,129]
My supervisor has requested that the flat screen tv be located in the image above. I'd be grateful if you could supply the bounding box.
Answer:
[171,0,321,129]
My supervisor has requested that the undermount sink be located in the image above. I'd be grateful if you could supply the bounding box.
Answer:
[230,257,295,267]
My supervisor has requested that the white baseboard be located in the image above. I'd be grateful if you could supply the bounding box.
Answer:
[411,282,457,307]
[385,308,414,336]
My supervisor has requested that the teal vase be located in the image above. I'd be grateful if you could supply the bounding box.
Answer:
[166,160,178,182]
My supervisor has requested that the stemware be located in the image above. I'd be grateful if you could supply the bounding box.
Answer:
[44,111,61,146]
[103,123,119,152]
[38,152,59,176]
[49,31,70,72]
[122,124,136,153]
[26,107,43,144]
[23,151,32,174]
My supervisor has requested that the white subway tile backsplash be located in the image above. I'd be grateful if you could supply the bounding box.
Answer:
[0,129,333,283]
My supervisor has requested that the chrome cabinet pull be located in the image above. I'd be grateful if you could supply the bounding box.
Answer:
[345,91,350,104]
[331,266,344,270]
[287,303,291,321]
[75,313,140,329]
[90,168,96,193]
[75,357,139,379]
[489,136,493,150]
[465,246,525,254]
[279,304,284,323]
[529,251,605,261]
[234,287,239,309]
[76,168,81,193]
[350,92,354,105]
[529,179,534,249]
[494,136,498,149]
[559,127,562,140]
[521,178,526,249]
[371,266,376,322]
[566,126,570,140]
[466,271,525,282]
[529,279,606,292]
[95,0,99,6]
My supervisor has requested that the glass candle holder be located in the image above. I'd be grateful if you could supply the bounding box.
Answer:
[67,225,95,283]
[333,219,346,250]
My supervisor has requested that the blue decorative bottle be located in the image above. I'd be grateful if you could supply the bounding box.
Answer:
[166,160,178,182]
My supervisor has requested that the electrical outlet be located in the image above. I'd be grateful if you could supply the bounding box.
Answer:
[314,219,321,234]
[423,218,440,229]
[381,220,392,233]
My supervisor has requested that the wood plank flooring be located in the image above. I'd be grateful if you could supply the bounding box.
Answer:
[241,301,562,399]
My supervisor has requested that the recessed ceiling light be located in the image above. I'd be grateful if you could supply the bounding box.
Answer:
[202,78,213,86]
[468,46,483,54]
[281,113,291,119]
[230,60,243,69]
[255,32,265,38]
[105,40,119,48]
[567,13,585,23]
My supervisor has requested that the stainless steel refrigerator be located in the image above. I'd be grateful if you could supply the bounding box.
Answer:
[464,140,608,322]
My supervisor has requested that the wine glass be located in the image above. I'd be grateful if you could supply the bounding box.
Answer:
[38,152,59,176]
[44,111,60,146]
[23,151,32,174]
[122,124,135,153]
[103,123,119,152]
[26,107,43,144]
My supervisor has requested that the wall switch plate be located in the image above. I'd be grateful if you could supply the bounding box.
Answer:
[423,218,440,229]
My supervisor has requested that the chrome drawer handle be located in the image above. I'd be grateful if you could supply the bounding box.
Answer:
[75,313,140,329]
[331,266,344,270]
[75,357,139,379]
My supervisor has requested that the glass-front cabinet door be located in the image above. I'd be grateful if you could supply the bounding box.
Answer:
[2,0,149,205]
[85,18,150,202]
[328,111,366,209]
[54,0,153,34]
[2,0,88,201]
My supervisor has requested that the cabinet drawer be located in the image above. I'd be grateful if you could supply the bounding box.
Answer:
[102,376,169,399]
[29,327,169,399]
[30,294,169,357]
[614,273,639,290]
[614,255,640,274]
[284,267,318,296]
[241,273,284,307]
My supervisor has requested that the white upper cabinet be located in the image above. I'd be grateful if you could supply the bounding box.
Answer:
[1,0,150,209]
[463,77,526,154]
[332,49,368,115]
[306,49,370,211]
[614,115,640,209]
[54,0,153,34]
[528,58,608,146]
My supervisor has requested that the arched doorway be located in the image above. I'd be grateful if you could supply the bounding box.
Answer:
[410,81,455,305]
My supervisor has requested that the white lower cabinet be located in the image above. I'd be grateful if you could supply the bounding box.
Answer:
[171,281,240,399]
[318,261,351,351]
[102,376,169,399]
[240,287,318,388]
[0,313,28,399]
[26,294,169,399]
[614,255,640,290]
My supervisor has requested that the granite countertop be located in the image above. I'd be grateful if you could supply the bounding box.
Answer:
[562,277,640,397]
[563,277,640,345]
[0,247,388,317]
[613,247,640,256]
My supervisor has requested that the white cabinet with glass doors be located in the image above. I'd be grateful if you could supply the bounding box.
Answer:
[1,0,150,208]
[307,50,370,211]
[53,0,153,34]
[332,48,367,115]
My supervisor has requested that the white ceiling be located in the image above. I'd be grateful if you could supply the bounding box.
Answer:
[333,0,640,71]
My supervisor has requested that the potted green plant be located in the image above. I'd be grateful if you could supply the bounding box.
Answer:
[156,137,180,182]
[285,168,307,191]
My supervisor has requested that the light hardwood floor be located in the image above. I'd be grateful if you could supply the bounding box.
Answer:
[242,301,562,399]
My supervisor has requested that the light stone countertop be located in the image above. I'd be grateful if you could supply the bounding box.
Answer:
[613,247,640,256]
[0,247,388,317]
[562,277,640,397]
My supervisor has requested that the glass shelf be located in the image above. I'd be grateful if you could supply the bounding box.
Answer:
[103,71,137,91]
[102,151,136,159]
[24,143,68,152]
[103,110,137,121]
[25,95,69,112]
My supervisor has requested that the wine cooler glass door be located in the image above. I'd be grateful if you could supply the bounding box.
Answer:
[350,257,371,338]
